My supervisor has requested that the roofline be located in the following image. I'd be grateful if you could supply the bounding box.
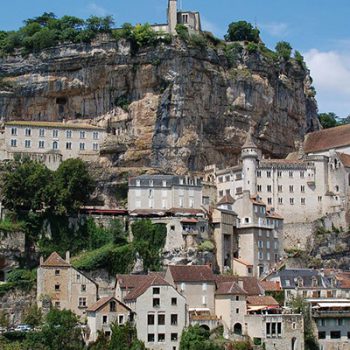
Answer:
[5,121,105,131]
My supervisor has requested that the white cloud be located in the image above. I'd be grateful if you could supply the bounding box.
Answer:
[304,49,350,117]
[260,22,289,37]
[87,3,108,16]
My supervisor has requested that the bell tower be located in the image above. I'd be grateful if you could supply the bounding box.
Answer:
[241,127,259,195]
[168,0,178,34]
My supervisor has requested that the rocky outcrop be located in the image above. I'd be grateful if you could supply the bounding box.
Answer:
[0,37,319,173]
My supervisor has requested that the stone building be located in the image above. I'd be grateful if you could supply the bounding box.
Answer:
[151,0,201,34]
[2,121,107,170]
[214,126,350,241]
[37,252,98,318]
[123,275,187,350]
[86,296,132,343]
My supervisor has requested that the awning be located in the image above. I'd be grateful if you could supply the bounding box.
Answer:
[189,308,210,312]
[316,303,350,308]
[248,305,279,311]
[181,218,198,223]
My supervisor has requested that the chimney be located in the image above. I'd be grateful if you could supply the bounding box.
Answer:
[65,251,70,264]
[40,256,44,265]
[238,279,244,289]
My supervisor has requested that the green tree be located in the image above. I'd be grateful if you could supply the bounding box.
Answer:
[224,21,260,43]
[131,219,166,271]
[86,16,114,33]
[24,12,57,27]
[109,322,145,350]
[294,50,306,67]
[53,158,95,215]
[318,112,338,129]
[109,219,127,245]
[275,41,292,60]
[23,304,42,328]
[87,331,110,350]
[180,325,223,350]
[24,309,84,350]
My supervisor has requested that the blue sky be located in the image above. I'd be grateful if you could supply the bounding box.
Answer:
[1,0,350,117]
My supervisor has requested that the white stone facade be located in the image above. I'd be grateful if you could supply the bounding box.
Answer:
[2,121,107,170]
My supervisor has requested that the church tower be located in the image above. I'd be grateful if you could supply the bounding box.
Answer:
[241,128,259,195]
[168,0,178,34]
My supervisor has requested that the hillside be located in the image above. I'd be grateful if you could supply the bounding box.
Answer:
[0,33,319,173]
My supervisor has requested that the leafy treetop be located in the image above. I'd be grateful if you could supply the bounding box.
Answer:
[224,21,260,43]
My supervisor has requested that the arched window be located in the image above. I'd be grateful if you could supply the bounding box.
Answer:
[233,323,242,335]
[53,141,58,150]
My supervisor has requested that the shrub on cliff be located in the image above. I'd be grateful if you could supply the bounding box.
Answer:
[275,41,292,60]
[225,21,260,43]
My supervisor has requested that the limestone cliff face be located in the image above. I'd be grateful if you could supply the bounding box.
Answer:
[0,38,319,173]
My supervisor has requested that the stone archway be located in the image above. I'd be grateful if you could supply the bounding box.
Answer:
[200,325,210,332]
[233,323,242,335]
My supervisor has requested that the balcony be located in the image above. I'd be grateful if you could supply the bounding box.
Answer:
[312,309,350,318]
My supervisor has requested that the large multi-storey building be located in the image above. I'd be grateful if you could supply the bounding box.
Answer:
[1,121,107,170]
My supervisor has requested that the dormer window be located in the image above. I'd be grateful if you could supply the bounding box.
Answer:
[110,301,116,312]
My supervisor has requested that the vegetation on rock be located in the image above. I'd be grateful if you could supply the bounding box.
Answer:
[224,21,260,43]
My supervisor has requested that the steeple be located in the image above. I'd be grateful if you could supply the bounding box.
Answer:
[242,126,257,150]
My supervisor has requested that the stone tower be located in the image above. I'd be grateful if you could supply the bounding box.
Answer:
[241,128,259,195]
[168,0,178,34]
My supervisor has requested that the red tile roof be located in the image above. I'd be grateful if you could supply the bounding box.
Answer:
[337,153,350,168]
[124,275,170,301]
[87,296,131,313]
[246,295,279,306]
[260,281,282,292]
[116,274,153,289]
[304,124,350,153]
[217,194,235,205]
[216,281,248,295]
[216,275,264,296]
[41,252,70,267]
[168,265,216,283]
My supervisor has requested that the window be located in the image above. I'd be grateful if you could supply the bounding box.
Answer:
[102,315,108,324]
[335,185,339,192]
[182,14,188,23]
[136,180,140,187]
[66,142,72,150]
[257,185,262,192]
[153,287,160,295]
[10,139,17,147]
[80,131,85,139]
[225,189,230,195]
[301,185,305,193]
[266,252,271,261]
[289,171,293,178]
[277,170,282,177]
[170,315,177,326]
[225,175,230,182]
[218,176,223,183]
[171,333,178,342]
[148,314,155,325]
[162,180,167,187]
[53,141,58,150]
[318,196,322,202]
[337,319,344,326]
[301,198,305,205]
[267,185,272,192]
[202,296,207,305]
[330,331,341,339]
[25,140,31,148]
[236,187,243,195]
[55,284,60,291]
[179,178,184,185]
[171,298,177,306]
[318,332,326,339]
[158,334,165,342]
[25,128,31,136]
[236,308,239,314]
[278,198,283,205]
[202,283,207,291]
[274,241,279,250]
[77,274,80,280]
[267,198,272,205]
[66,130,72,138]
[258,240,263,248]
[300,171,305,178]
[93,131,99,140]
[110,301,116,312]
[11,127,17,136]
[258,251,263,260]
[219,190,224,197]
[257,171,261,177]
[235,296,239,301]
[266,241,270,249]
[39,128,45,137]
[267,171,271,178]
[290,198,294,205]
[55,269,60,276]
[153,298,160,308]
[289,185,294,193]
[53,129,58,138]
[277,322,281,336]
[118,315,124,324]
[79,297,87,308]
[55,301,60,309]
[278,185,282,192]
[39,140,45,149]
[148,334,155,342]
[158,314,165,325]
[81,284,86,292]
